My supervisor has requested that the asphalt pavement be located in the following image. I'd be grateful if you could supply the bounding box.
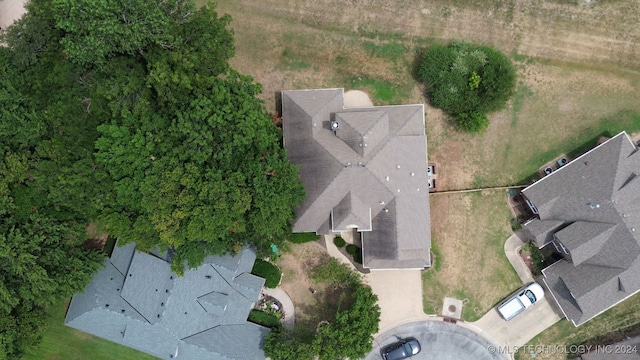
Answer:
[365,320,510,360]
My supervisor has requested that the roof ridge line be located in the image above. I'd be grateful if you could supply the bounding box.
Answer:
[525,132,629,193]
[363,105,423,163]
[211,265,253,302]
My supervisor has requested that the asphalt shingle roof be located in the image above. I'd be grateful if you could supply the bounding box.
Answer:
[282,88,431,269]
[65,243,267,359]
[522,132,640,326]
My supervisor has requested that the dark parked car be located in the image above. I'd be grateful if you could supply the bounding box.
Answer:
[381,337,421,360]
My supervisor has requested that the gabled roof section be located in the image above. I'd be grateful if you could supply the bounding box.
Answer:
[197,292,229,316]
[554,222,616,266]
[110,241,136,276]
[121,252,174,324]
[334,111,389,157]
[282,88,431,269]
[66,241,267,360]
[331,191,372,231]
[524,218,566,247]
[524,132,640,326]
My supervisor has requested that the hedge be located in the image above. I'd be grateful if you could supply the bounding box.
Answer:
[287,232,321,244]
[248,309,281,329]
[251,259,281,288]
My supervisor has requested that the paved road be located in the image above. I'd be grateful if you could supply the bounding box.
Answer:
[365,320,509,360]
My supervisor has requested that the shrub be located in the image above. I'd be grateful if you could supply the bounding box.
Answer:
[248,309,281,329]
[251,259,281,288]
[312,258,360,288]
[353,248,363,264]
[287,232,321,244]
[453,111,489,133]
[333,236,346,248]
[346,244,357,255]
[418,41,516,132]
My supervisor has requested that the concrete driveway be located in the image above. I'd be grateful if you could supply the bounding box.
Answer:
[0,0,27,30]
[365,320,509,360]
[472,233,565,347]
[324,234,426,332]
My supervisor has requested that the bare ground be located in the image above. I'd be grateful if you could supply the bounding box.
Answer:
[276,241,347,329]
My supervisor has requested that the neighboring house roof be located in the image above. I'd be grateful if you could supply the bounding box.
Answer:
[521,132,640,326]
[580,335,640,360]
[281,88,431,269]
[65,241,268,360]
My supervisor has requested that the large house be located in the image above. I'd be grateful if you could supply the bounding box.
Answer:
[281,88,431,270]
[522,131,640,326]
[65,242,268,359]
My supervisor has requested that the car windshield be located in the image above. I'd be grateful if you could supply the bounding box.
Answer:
[403,343,412,354]
[525,289,537,303]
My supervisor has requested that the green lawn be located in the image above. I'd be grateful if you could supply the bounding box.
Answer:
[22,300,156,360]
[423,191,521,321]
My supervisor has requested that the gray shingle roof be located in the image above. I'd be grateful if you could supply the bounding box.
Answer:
[522,132,640,326]
[282,89,431,269]
[65,242,267,359]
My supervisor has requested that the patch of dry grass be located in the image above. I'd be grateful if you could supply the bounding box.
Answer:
[213,0,640,344]
[423,191,521,321]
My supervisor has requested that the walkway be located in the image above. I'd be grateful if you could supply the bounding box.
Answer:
[261,287,295,329]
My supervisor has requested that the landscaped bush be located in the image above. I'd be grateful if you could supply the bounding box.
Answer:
[287,232,321,244]
[251,259,281,288]
[333,236,346,248]
[418,41,516,133]
[345,244,362,264]
[353,248,363,264]
[346,244,357,255]
[248,309,281,329]
[312,258,360,288]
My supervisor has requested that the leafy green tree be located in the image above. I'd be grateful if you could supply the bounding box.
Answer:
[265,263,380,360]
[312,257,361,289]
[418,42,516,132]
[314,285,380,360]
[0,214,104,359]
[51,0,195,67]
[96,70,305,273]
[454,111,490,133]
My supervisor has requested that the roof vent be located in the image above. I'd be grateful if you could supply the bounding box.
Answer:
[330,120,340,131]
[589,203,600,209]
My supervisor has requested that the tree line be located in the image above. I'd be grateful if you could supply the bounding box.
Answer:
[0,0,304,357]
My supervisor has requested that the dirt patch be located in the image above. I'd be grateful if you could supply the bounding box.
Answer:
[519,252,534,274]
[83,223,108,250]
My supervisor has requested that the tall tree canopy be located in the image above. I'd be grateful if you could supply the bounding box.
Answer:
[264,259,381,360]
[0,0,304,356]
[418,42,516,132]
